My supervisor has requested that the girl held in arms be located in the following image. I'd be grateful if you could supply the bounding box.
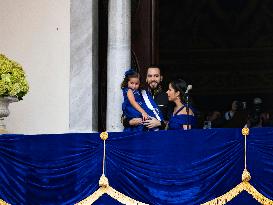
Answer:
[121,69,163,132]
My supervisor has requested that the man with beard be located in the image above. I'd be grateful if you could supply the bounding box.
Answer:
[123,65,171,130]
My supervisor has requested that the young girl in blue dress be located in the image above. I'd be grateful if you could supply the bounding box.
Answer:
[121,69,163,132]
[166,79,196,130]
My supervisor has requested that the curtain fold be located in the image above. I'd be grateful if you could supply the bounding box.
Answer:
[0,129,272,204]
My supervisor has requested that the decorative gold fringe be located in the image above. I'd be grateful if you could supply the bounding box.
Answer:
[75,175,149,205]
[0,199,10,205]
[201,182,246,205]
[244,182,273,205]
[106,186,148,205]
[75,187,107,205]
[201,182,273,205]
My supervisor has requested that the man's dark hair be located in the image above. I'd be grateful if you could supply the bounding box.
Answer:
[147,64,164,76]
[148,64,160,69]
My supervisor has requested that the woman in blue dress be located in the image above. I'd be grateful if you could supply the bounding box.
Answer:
[121,69,163,132]
[166,79,196,130]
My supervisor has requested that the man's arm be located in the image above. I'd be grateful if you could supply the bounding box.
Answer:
[123,116,142,127]
[143,117,166,130]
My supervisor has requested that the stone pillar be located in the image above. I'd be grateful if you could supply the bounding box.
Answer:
[70,0,98,132]
[106,0,131,131]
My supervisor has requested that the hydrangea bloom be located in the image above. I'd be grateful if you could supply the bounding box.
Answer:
[0,54,29,100]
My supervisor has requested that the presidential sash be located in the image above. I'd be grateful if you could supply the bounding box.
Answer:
[141,90,163,121]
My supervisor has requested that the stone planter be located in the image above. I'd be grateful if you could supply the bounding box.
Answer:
[0,97,18,133]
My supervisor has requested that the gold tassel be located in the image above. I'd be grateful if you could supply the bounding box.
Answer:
[242,169,251,182]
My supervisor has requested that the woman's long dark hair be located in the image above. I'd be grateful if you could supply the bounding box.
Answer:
[169,78,187,103]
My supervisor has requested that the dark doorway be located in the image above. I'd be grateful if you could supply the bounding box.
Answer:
[158,0,273,114]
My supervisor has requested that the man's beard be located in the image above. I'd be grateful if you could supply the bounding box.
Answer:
[147,81,162,97]
[149,81,159,90]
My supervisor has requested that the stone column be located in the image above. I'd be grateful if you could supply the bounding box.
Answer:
[106,0,131,131]
[70,0,98,132]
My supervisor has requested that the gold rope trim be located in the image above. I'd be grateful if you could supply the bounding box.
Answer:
[0,199,10,205]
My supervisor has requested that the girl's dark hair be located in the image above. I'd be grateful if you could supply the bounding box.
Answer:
[170,78,187,102]
[121,69,140,89]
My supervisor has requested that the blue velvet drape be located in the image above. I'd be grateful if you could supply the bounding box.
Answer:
[0,129,272,205]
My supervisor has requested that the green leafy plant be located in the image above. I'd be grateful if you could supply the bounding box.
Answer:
[0,54,29,100]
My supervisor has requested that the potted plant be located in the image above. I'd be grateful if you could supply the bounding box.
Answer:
[0,54,29,131]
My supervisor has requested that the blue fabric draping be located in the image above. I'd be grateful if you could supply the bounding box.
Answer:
[0,133,102,205]
[0,129,272,204]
